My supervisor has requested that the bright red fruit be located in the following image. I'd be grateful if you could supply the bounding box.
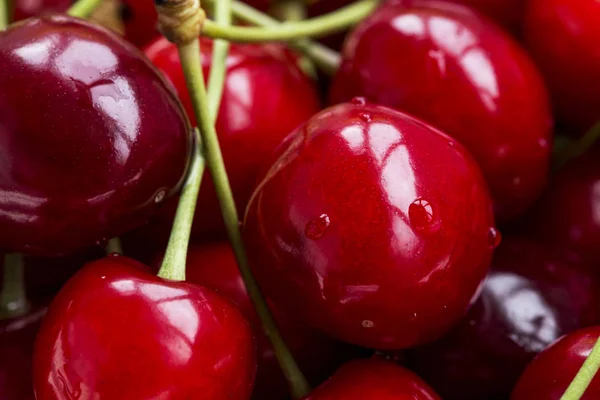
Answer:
[330,1,552,222]
[12,0,71,21]
[408,237,600,400]
[511,326,600,399]
[0,16,191,256]
[33,255,256,399]
[243,101,495,349]
[144,37,320,238]
[525,0,600,134]
[303,358,441,399]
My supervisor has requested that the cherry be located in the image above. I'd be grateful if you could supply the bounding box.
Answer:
[12,0,72,21]
[511,326,600,399]
[407,236,600,400]
[120,0,158,48]
[144,37,320,238]
[0,15,191,256]
[330,0,552,222]
[33,255,256,399]
[302,358,441,399]
[525,0,600,134]
[243,101,495,349]
[446,0,526,34]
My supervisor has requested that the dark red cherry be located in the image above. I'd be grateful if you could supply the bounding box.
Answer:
[144,37,320,238]
[33,255,256,399]
[525,0,600,134]
[0,15,191,256]
[120,0,158,48]
[511,326,600,400]
[302,358,441,400]
[407,237,600,400]
[12,0,72,21]
[243,101,495,349]
[0,303,47,400]
[330,1,553,222]
[446,0,526,34]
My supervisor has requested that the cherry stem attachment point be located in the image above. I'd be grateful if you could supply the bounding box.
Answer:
[0,0,9,30]
[67,0,103,18]
[0,254,29,320]
[553,120,600,172]
[105,237,123,256]
[560,336,600,400]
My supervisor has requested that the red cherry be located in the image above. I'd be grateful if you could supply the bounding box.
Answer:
[243,101,495,349]
[0,15,191,256]
[33,255,256,399]
[302,358,441,400]
[408,236,600,400]
[511,326,600,399]
[12,0,71,21]
[120,0,158,48]
[144,37,320,238]
[446,0,526,34]
[525,0,600,134]
[330,1,553,222]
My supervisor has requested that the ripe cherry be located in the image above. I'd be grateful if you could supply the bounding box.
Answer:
[330,0,552,222]
[33,255,256,399]
[408,237,600,400]
[243,101,495,349]
[302,358,441,400]
[511,326,600,399]
[525,0,600,134]
[144,37,320,238]
[0,15,191,256]
[120,0,158,48]
[446,0,526,34]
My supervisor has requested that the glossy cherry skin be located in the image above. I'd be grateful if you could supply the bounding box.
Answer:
[407,236,600,400]
[447,0,526,34]
[0,304,47,400]
[144,37,320,238]
[243,101,495,349]
[0,15,191,256]
[303,358,441,400]
[33,255,256,399]
[330,1,553,222]
[12,0,72,21]
[120,0,158,48]
[525,0,600,134]
[511,326,600,399]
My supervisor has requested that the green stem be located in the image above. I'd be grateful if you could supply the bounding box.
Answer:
[105,237,123,255]
[67,0,103,18]
[553,121,600,172]
[177,39,311,398]
[201,0,376,42]
[275,0,317,78]
[560,336,600,400]
[0,254,29,319]
[0,0,9,30]
[206,0,232,119]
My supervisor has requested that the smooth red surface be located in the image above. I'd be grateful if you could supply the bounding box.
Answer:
[120,0,158,48]
[33,255,256,400]
[303,358,440,400]
[447,0,526,33]
[408,237,600,400]
[511,326,600,399]
[144,37,320,238]
[243,101,495,349]
[0,16,191,256]
[525,0,600,134]
[12,0,71,21]
[0,304,47,400]
[330,1,552,222]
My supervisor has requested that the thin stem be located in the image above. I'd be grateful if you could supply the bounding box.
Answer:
[560,336,600,400]
[105,237,123,255]
[67,0,103,18]
[553,121,600,172]
[177,39,311,398]
[275,0,317,78]
[0,0,9,30]
[0,254,29,319]
[206,0,232,119]
[201,0,376,42]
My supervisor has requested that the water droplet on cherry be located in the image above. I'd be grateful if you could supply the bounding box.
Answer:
[154,189,166,203]
[305,214,331,240]
[108,252,120,257]
[487,227,502,248]
[351,96,367,106]
[448,141,455,148]
[362,320,374,328]
[359,112,372,122]
[408,199,440,232]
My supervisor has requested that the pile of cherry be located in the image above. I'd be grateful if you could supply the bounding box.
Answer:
[1,0,600,398]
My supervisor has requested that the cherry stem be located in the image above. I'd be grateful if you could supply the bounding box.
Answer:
[67,0,103,18]
[201,0,376,43]
[560,336,600,400]
[0,254,29,320]
[105,237,123,255]
[553,120,600,171]
[206,0,231,118]
[0,0,9,30]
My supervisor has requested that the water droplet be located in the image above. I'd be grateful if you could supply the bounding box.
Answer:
[362,320,374,328]
[448,141,455,148]
[359,112,372,122]
[488,227,502,248]
[154,189,166,203]
[94,238,108,247]
[108,252,120,257]
[408,199,440,232]
[305,214,331,240]
[538,138,549,149]
[512,176,521,186]
[351,96,367,106]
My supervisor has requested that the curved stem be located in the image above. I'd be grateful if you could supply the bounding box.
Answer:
[177,39,311,399]
[201,0,376,43]
[560,336,600,400]
[0,254,29,320]
[67,0,103,18]
[206,0,232,119]
[553,121,600,172]
[0,0,9,30]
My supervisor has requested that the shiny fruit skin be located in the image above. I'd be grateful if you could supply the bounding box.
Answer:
[243,101,495,349]
[302,358,441,400]
[0,15,191,256]
[33,256,256,399]
[330,1,553,222]
[144,37,321,238]
[408,237,600,400]
[525,0,600,134]
[448,0,526,34]
[120,0,158,48]
[511,326,600,400]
